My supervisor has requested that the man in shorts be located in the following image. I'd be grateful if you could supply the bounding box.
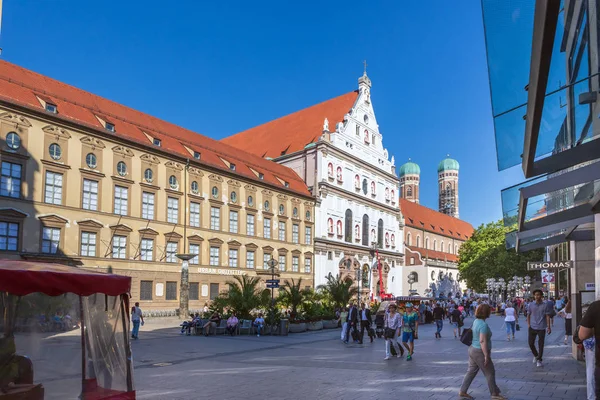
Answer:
[401,303,419,361]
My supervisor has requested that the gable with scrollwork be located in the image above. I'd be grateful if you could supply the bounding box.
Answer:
[165,161,183,171]
[112,145,134,158]
[80,136,106,149]
[140,153,160,165]
[42,125,71,140]
[208,174,223,182]
[0,112,32,127]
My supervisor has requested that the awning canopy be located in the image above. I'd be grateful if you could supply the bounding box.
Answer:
[0,260,131,297]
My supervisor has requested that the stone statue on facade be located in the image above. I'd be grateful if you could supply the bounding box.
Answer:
[323,118,329,132]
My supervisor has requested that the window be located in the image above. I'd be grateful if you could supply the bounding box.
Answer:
[230,163,236,171]
[246,251,255,269]
[191,181,199,194]
[116,161,127,177]
[263,253,271,270]
[209,246,219,266]
[433,240,437,251]
[364,114,369,124]
[45,103,57,113]
[292,256,299,272]
[417,235,421,248]
[211,186,218,198]
[153,138,161,147]
[142,192,155,219]
[328,251,332,260]
[292,224,299,244]
[385,188,390,201]
[406,233,412,246]
[140,238,154,261]
[279,221,286,241]
[336,166,343,182]
[284,181,289,187]
[167,197,179,223]
[166,242,178,263]
[279,204,285,215]
[105,122,115,132]
[425,238,430,250]
[344,209,353,242]
[164,281,176,300]
[370,181,376,196]
[112,235,126,259]
[327,163,334,179]
[354,225,360,241]
[391,189,395,203]
[140,281,153,300]
[293,207,298,218]
[263,218,271,239]
[258,173,264,180]
[49,143,62,160]
[248,195,254,207]
[362,179,368,194]
[6,132,21,150]
[305,226,312,245]
[355,125,360,136]
[362,214,369,246]
[385,232,390,247]
[80,179,98,211]
[336,220,342,237]
[354,175,360,189]
[327,218,334,235]
[448,243,452,253]
[246,215,254,236]
[278,255,286,272]
[189,202,200,227]
[230,191,237,203]
[304,258,312,273]
[1,162,21,198]
[229,211,239,233]
[41,227,61,254]
[144,168,153,183]
[210,207,220,230]
[44,171,63,205]
[86,153,97,169]
[114,186,128,215]
[210,283,219,300]
[0,222,18,251]
[228,249,238,267]
[193,151,200,160]
[169,175,178,190]
[410,257,415,265]
[80,231,96,257]
[377,219,384,248]
[189,243,200,265]
[407,186,413,197]
[189,283,199,300]
[264,200,270,211]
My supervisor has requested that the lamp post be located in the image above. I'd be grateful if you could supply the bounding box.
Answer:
[177,160,194,320]
[524,276,532,298]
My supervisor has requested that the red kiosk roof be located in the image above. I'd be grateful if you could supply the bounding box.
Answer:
[0,261,131,297]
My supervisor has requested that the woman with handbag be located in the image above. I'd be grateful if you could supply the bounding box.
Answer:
[384,303,403,360]
[556,297,572,345]
[459,304,506,400]
[504,302,518,341]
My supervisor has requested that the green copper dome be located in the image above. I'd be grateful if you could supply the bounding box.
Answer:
[438,157,459,173]
[399,160,420,176]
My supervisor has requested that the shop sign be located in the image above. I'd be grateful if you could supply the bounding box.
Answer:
[527,261,572,270]
[585,283,596,291]
[197,267,246,276]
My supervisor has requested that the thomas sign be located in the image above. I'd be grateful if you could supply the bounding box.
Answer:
[527,261,573,271]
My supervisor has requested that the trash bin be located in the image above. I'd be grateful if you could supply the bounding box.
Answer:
[279,319,289,336]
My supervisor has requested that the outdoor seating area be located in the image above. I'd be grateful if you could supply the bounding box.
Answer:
[180,319,274,336]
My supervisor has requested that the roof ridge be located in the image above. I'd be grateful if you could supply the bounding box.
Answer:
[0,61,303,183]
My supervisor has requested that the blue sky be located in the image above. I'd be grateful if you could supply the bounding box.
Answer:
[0,0,526,228]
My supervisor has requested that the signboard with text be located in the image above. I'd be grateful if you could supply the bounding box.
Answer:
[197,267,246,276]
[527,261,573,271]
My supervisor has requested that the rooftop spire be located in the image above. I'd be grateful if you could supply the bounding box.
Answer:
[363,59,368,75]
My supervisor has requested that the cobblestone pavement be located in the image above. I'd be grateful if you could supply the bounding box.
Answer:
[16,314,587,399]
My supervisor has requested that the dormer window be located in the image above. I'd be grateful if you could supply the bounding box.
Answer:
[153,138,161,147]
[105,122,115,132]
[45,103,57,113]
[258,173,264,180]
[284,181,289,188]
[193,151,200,160]
[230,163,236,171]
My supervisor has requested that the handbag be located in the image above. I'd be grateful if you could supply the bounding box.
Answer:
[516,323,520,331]
[384,328,396,339]
[460,327,473,346]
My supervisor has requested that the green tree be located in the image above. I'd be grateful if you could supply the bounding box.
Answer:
[317,273,357,310]
[458,220,543,292]
[278,278,310,320]
[213,275,268,319]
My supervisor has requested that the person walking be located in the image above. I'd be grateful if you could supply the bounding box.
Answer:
[344,303,359,344]
[433,302,445,339]
[557,296,572,345]
[383,303,402,360]
[339,307,348,342]
[578,299,599,400]
[450,306,463,339]
[504,302,518,341]
[458,304,506,400]
[401,303,419,361]
[131,302,144,340]
[359,303,373,344]
[527,289,552,367]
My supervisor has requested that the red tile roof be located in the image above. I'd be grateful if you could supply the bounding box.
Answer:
[221,91,359,158]
[400,199,474,241]
[0,60,311,197]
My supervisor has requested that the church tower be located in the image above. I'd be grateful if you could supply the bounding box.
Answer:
[399,159,420,203]
[438,155,459,218]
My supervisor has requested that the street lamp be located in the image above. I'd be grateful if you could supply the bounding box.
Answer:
[176,160,194,320]
[524,276,532,298]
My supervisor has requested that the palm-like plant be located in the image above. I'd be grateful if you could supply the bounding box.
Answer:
[317,273,358,310]
[278,278,310,319]
[215,275,267,319]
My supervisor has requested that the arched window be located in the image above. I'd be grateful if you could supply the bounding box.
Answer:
[336,166,343,182]
[327,218,334,235]
[377,219,384,248]
[336,220,343,237]
[425,237,430,250]
[362,215,369,246]
[448,243,452,253]
[385,232,390,247]
[412,272,419,282]
[391,189,395,203]
[391,234,395,247]
[416,235,421,248]
[407,186,413,197]
[344,209,352,243]
[446,182,451,190]
[440,241,444,253]
[433,240,437,251]
[327,163,334,178]
[407,233,412,246]
[455,244,458,254]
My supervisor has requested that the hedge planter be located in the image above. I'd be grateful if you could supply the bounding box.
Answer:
[289,322,307,333]
[322,320,338,329]
[307,320,323,331]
